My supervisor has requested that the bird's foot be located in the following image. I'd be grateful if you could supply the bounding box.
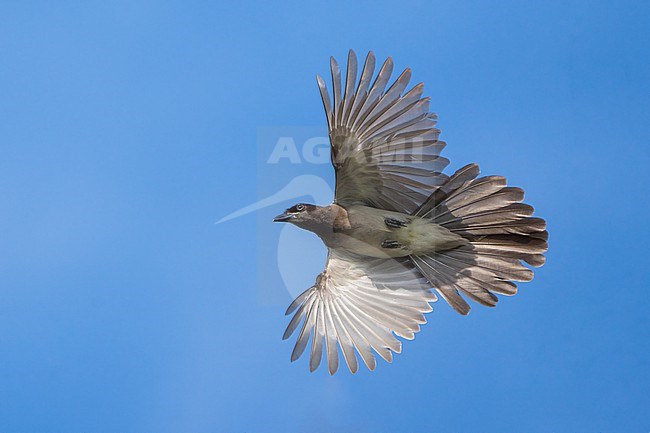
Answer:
[381,240,403,249]
[384,218,408,228]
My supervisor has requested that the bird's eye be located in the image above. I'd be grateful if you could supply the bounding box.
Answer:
[296,204,305,212]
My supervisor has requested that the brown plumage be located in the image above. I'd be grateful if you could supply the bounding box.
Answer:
[274,50,547,374]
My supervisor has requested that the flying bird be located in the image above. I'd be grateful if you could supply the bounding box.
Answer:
[274,50,548,374]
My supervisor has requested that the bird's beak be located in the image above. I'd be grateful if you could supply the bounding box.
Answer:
[273,212,294,223]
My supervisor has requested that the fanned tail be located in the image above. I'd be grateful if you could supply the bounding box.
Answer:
[410,164,548,315]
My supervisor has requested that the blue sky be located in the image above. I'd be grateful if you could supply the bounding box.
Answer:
[1,1,649,432]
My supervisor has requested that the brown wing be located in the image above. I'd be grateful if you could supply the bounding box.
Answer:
[318,50,449,213]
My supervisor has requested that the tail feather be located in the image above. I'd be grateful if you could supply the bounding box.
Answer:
[414,163,481,218]
[472,234,547,267]
[411,165,548,315]
[411,255,471,315]
[434,186,524,222]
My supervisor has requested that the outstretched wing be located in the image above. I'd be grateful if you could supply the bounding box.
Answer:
[283,249,436,374]
[318,50,449,214]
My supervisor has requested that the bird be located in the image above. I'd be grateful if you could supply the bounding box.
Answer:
[273,50,548,374]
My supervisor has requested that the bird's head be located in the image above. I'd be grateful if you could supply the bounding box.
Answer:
[273,203,322,228]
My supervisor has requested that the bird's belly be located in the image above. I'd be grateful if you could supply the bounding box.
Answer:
[326,206,466,258]
[332,233,409,258]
